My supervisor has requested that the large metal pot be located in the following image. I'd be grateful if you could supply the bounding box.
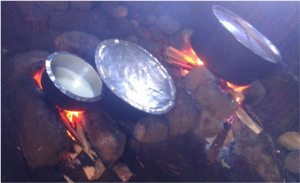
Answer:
[41,52,103,111]
[190,5,281,86]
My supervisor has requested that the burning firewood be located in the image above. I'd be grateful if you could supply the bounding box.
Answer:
[59,109,97,161]
[164,46,203,69]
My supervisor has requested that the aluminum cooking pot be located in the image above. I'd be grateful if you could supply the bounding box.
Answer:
[41,52,103,111]
[190,5,281,86]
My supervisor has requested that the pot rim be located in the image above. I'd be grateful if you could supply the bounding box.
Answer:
[45,51,103,102]
[212,5,282,64]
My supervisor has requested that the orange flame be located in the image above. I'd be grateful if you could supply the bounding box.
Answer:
[67,130,77,142]
[33,67,45,89]
[55,105,85,142]
[64,110,84,128]
[226,82,250,93]
[190,48,204,66]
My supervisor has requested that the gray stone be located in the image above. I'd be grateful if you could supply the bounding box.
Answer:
[49,9,107,36]
[196,110,224,138]
[138,39,164,59]
[108,18,136,38]
[54,31,100,56]
[284,151,300,174]
[126,36,139,44]
[184,66,216,93]
[131,20,139,27]
[169,29,195,51]
[102,1,121,16]
[194,81,238,120]
[135,26,150,39]
[37,2,69,11]
[113,5,128,18]
[83,107,126,166]
[146,14,157,25]
[243,80,266,106]
[164,88,198,137]
[148,26,165,42]
[113,163,133,182]
[156,15,181,36]
[10,77,71,169]
[7,51,50,82]
[70,1,93,11]
[134,116,168,143]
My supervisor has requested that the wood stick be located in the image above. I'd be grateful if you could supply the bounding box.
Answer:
[165,46,198,66]
[235,106,263,134]
[165,57,194,70]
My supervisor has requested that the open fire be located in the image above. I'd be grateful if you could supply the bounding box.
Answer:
[32,68,84,142]
[33,66,45,89]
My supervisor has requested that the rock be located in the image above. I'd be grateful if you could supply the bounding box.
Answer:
[108,18,136,38]
[7,51,50,82]
[138,39,164,59]
[101,1,121,16]
[194,81,238,120]
[156,15,181,36]
[169,29,196,59]
[37,2,69,11]
[2,2,52,52]
[243,80,266,105]
[113,5,128,18]
[284,151,300,174]
[126,36,139,44]
[83,107,126,166]
[196,110,224,138]
[135,26,150,39]
[54,31,101,57]
[184,66,216,93]
[148,26,165,42]
[49,9,107,36]
[131,20,139,27]
[70,1,93,11]
[113,163,133,182]
[134,116,168,143]
[10,77,71,169]
[164,88,198,136]
[277,132,300,151]
[146,14,157,25]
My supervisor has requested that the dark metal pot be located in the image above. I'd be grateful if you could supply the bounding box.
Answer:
[41,52,103,111]
[190,5,281,86]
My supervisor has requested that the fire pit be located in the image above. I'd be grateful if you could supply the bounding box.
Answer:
[2,1,299,182]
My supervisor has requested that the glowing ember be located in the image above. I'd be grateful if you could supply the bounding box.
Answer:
[67,130,77,142]
[235,97,241,105]
[181,69,190,76]
[33,67,45,89]
[226,82,250,93]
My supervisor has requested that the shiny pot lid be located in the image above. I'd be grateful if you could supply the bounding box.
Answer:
[95,39,176,114]
[212,5,282,63]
